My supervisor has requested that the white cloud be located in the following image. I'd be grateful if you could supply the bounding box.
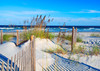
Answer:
[69,10,100,13]
[0,9,58,16]
[52,17,100,25]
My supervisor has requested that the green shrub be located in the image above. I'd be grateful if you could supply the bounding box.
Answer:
[3,34,15,41]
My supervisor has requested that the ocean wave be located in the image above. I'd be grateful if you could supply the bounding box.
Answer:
[88,28,94,30]
[95,29,100,31]
[0,27,14,30]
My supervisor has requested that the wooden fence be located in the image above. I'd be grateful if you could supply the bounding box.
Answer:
[0,35,36,71]
[71,27,77,52]
[0,30,28,45]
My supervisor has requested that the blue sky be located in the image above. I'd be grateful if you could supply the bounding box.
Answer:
[0,0,100,26]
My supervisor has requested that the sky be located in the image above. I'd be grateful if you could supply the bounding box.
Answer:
[0,0,100,26]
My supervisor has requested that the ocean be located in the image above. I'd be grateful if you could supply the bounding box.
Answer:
[0,25,100,32]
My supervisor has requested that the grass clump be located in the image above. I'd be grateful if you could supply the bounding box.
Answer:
[92,46,100,55]
[73,45,85,54]
[77,36,83,42]
[90,34,100,37]
[64,35,82,42]
[44,46,67,54]
[64,35,72,41]
[3,34,15,41]
[20,30,55,42]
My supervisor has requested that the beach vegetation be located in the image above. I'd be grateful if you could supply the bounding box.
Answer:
[73,45,85,54]
[64,35,83,42]
[90,34,100,37]
[3,34,16,41]
[20,30,55,42]
[43,46,67,54]
[92,46,100,56]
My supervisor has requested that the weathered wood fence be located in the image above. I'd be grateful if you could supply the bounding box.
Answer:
[0,30,28,45]
[0,35,36,71]
[71,27,77,52]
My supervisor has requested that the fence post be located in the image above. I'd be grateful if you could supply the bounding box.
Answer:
[1,61,4,71]
[16,30,19,45]
[31,35,36,71]
[16,53,18,71]
[71,27,74,52]
[18,52,20,71]
[1,30,3,44]
[21,50,23,71]
[6,59,9,71]
[10,56,13,71]
[14,55,16,71]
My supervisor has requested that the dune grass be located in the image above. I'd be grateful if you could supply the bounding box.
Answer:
[43,46,67,54]
[92,46,100,55]
[3,34,16,41]
[20,29,55,42]
[64,35,83,42]
[90,34,100,37]
[73,45,85,54]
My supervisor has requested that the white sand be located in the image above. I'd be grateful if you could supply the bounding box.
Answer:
[0,40,30,59]
[0,36,100,70]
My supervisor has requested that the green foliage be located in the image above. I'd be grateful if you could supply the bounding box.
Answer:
[44,46,67,54]
[92,46,100,55]
[90,34,100,37]
[3,34,15,41]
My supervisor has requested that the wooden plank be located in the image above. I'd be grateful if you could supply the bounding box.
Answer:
[31,35,33,71]
[14,55,16,71]
[16,53,18,71]
[1,61,4,71]
[21,50,23,71]
[6,59,9,71]
[10,57,13,71]
[31,35,36,71]
[33,36,36,71]
[1,30,3,44]
[19,51,21,71]
[71,27,74,52]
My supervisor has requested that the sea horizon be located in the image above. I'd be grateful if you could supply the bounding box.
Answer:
[0,25,100,32]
